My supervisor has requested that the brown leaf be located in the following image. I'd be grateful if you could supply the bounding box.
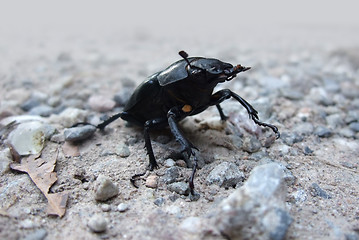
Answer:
[10,149,68,217]
[62,141,80,157]
[46,192,69,217]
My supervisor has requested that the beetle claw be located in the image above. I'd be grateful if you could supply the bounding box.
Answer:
[130,171,147,188]
[180,146,198,159]
[148,162,159,171]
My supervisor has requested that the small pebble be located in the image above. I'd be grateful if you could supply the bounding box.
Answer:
[49,107,88,128]
[326,113,344,128]
[154,197,165,206]
[116,143,131,157]
[291,188,307,203]
[310,183,332,199]
[23,228,47,240]
[280,88,304,100]
[273,144,290,156]
[145,175,158,188]
[64,125,96,142]
[101,204,111,212]
[341,82,359,99]
[163,166,179,184]
[167,182,190,196]
[127,136,139,145]
[314,126,333,138]
[339,127,355,138]
[322,78,340,93]
[206,162,245,188]
[242,136,261,153]
[165,205,182,216]
[349,122,359,132]
[292,122,314,136]
[21,97,42,111]
[60,99,84,109]
[303,146,314,155]
[50,133,65,143]
[309,87,334,106]
[20,219,38,229]
[88,214,107,233]
[28,105,53,117]
[169,194,179,202]
[281,132,303,145]
[83,182,90,190]
[117,203,129,212]
[94,175,119,201]
[73,169,87,181]
[164,158,176,168]
[42,124,57,139]
[176,159,187,167]
[345,111,359,124]
[88,95,116,112]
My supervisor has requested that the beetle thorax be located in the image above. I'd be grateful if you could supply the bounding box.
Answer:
[163,77,216,109]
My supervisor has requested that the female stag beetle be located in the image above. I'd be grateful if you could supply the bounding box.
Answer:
[96,51,280,195]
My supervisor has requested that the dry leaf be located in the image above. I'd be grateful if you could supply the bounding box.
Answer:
[10,150,68,217]
[62,141,80,157]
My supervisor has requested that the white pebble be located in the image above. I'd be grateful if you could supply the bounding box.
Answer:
[117,203,129,212]
[94,175,119,201]
[88,214,107,233]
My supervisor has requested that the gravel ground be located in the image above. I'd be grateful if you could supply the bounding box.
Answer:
[1,2,359,240]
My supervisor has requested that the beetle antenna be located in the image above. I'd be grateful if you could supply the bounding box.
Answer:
[179,50,192,66]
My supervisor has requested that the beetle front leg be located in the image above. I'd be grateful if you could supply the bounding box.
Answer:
[167,108,198,157]
[216,104,228,121]
[168,107,199,194]
[210,89,280,138]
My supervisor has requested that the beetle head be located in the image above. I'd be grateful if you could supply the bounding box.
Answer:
[179,51,250,84]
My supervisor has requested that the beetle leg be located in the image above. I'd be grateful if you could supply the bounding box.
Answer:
[189,151,198,195]
[216,104,228,121]
[229,91,280,139]
[210,89,280,138]
[167,108,198,157]
[144,118,167,170]
[97,112,123,130]
[168,107,199,195]
[130,171,147,188]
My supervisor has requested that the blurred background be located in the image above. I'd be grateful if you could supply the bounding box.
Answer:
[1,0,358,48]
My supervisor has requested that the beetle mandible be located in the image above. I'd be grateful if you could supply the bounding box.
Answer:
[96,51,280,195]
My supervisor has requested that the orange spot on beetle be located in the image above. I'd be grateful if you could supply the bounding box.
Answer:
[182,104,192,113]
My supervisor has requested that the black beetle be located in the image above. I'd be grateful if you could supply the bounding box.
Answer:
[96,51,279,195]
